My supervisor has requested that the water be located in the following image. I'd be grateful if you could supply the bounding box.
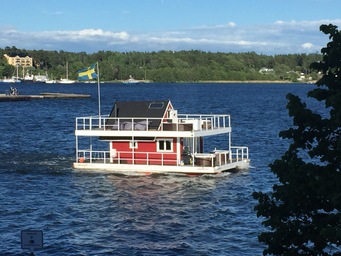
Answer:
[0,82,315,255]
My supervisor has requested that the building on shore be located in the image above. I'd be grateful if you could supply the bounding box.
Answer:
[3,54,33,67]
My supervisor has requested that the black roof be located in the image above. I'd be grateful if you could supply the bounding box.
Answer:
[106,100,171,130]
[108,100,170,118]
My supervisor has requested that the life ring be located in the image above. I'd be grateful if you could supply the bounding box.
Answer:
[79,157,85,163]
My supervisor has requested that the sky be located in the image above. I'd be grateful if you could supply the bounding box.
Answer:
[1,0,341,55]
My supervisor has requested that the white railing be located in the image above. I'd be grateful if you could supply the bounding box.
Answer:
[75,114,230,132]
[77,150,178,166]
[178,114,231,130]
[77,150,111,164]
[76,146,248,167]
[230,146,249,162]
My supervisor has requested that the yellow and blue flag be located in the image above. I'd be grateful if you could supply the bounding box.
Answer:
[78,63,97,80]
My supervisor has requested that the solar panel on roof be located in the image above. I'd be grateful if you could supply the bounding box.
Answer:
[149,102,164,109]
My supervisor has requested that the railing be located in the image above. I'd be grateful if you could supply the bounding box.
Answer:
[75,114,230,132]
[77,150,111,164]
[77,150,178,166]
[230,146,249,162]
[194,147,249,167]
[76,146,249,167]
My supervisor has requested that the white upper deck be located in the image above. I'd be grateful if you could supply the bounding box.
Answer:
[75,114,231,138]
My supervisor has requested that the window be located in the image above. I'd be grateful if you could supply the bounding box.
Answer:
[129,141,138,149]
[157,139,173,152]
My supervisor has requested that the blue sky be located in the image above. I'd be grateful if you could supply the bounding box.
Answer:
[1,0,341,54]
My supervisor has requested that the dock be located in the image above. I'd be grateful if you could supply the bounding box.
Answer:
[0,93,91,102]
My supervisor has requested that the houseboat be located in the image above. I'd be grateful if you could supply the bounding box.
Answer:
[73,100,250,175]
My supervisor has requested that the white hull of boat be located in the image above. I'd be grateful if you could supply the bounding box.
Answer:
[123,75,140,84]
[1,77,21,83]
[45,80,57,84]
[58,79,75,84]
[123,80,139,84]
[73,159,250,175]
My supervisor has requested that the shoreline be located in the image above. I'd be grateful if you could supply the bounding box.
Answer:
[113,79,315,84]
[1,80,316,85]
[196,80,316,84]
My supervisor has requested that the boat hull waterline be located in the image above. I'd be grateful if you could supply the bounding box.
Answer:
[73,159,250,175]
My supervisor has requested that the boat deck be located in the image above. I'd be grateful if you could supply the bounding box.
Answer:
[75,114,230,135]
[73,147,249,174]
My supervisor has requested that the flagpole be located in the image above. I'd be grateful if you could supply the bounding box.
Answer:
[97,61,101,117]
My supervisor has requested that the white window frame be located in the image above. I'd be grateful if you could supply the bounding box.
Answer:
[129,141,138,149]
[157,139,173,152]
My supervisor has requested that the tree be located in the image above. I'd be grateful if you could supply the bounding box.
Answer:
[253,24,341,255]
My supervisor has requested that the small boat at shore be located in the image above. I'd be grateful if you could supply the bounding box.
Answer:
[58,78,75,84]
[73,100,250,175]
[1,77,21,83]
[1,65,21,83]
[58,62,75,84]
[20,73,35,83]
[123,75,140,84]
[45,79,57,84]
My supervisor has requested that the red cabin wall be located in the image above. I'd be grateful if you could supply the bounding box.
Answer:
[111,138,179,165]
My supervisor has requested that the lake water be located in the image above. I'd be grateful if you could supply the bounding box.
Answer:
[0,82,315,255]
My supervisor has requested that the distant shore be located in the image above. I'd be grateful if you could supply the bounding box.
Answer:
[197,80,315,84]
[0,80,316,84]
[112,80,314,84]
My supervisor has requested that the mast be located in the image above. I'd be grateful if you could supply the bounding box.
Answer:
[66,62,69,79]
[16,65,19,80]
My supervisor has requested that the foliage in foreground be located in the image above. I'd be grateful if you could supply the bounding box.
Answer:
[253,24,341,255]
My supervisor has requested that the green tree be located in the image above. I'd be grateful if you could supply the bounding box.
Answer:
[1,64,14,78]
[0,46,323,82]
[253,24,341,255]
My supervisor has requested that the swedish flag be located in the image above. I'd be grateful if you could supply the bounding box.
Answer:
[78,63,98,80]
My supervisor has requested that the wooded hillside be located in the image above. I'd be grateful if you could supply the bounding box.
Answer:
[0,46,322,82]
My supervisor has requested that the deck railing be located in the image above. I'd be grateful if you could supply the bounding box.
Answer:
[75,114,230,132]
[76,146,249,168]
[77,150,178,166]
[230,146,249,162]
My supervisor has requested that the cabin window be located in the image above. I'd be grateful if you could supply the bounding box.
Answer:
[129,141,138,149]
[157,139,173,152]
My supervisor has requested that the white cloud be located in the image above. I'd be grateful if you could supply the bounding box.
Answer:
[302,43,314,49]
[1,19,341,54]
[275,19,341,28]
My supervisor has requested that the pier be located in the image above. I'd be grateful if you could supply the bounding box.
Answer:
[0,92,91,102]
